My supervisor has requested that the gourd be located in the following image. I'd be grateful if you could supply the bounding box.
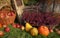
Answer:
[38,25,50,36]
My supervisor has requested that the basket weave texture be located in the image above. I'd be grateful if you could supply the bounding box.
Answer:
[0,6,16,25]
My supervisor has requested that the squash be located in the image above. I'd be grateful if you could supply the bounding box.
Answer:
[38,25,50,36]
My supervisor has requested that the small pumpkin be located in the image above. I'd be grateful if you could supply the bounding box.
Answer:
[38,25,50,36]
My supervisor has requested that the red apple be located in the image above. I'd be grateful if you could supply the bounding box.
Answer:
[11,11,14,16]
[7,12,11,16]
[16,24,21,28]
[0,13,6,18]
[12,23,17,28]
[4,27,10,32]
[50,29,53,32]
[8,12,14,16]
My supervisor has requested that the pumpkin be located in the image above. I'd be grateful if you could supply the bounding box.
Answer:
[38,25,50,36]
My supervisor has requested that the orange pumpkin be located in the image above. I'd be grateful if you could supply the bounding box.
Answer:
[38,25,50,36]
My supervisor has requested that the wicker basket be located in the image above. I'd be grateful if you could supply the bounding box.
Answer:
[0,6,16,25]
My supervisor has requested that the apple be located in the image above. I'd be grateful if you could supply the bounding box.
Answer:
[3,25,7,28]
[6,15,9,19]
[16,24,21,28]
[8,11,14,16]
[49,29,53,33]
[11,11,15,16]
[7,13,11,16]
[0,13,6,18]
[16,23,25,30]
[4,27,10,32]
[0,31,4,36]
[12,23,17,28]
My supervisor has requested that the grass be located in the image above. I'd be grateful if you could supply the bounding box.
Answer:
[0,24,60,38]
